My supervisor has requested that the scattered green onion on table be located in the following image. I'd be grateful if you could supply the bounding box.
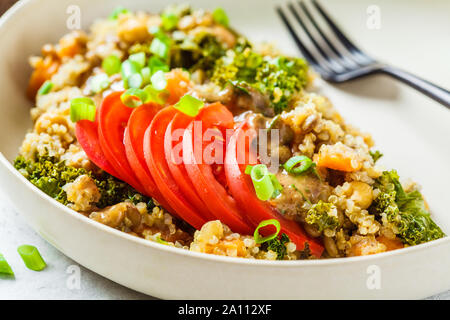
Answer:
[17,245,47,271]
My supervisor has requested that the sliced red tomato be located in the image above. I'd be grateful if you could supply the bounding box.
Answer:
[75,119,122,179]
[144,106,207,230]
[182,104,253,235]
[124,103,175,213]
[164,112,216,221]
[224,122,324,257]
[97,91,145,193]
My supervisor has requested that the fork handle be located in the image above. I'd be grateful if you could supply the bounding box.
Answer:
[380,66,450,108]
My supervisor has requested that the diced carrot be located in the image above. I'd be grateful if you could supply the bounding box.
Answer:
[165,69,192,105]
[27,56,60,99]
[57,33,83,59]
[376,235,404,251]
[317,143,362,172]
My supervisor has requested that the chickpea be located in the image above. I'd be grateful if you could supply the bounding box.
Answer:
[90,202,141,230]
[347,181,373,209]
[117,14,150,43]
[304,224,321,238]
[324,236,339,257]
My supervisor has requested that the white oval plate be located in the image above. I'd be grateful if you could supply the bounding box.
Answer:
[0,0,449,299]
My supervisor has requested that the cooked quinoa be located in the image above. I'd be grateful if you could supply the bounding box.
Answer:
[15,5,444,260]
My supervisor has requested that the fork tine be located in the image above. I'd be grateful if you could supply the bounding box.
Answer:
[311,0,374,64]
[276,6,331,79]
[287,3,345,73]
[297,1,358,69]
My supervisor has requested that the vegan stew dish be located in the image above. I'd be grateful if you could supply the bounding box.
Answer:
[15,5,444,260]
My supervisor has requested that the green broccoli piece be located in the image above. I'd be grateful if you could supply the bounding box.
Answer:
[369,150,383,163]
[262,233,290,260]
[14,155,88,203]
[370,170,445,245]
[170,33,227,72]
[305,201,339,233]
[14,155,151,210]
[211,49,309,114]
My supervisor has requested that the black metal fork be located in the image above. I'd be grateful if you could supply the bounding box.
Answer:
[276,0,450,108]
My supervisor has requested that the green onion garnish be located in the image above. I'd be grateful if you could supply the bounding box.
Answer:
[70,97,96,122]
[212,7,229,27]
[284,155,313,175]
[109,6,129,20]
[248,164,275,201]
[37,80,53,95]
[141,67,151,85]
[150,38,170,60]
[161,12,179,31]
[102,55,122,76]
[156,236,170,245]
[151,70,167,91]
[121,59,142,80]
[17,245,46,271]
[127,73,144,89]
[174,94,204,117]
[148,56,169,74]
[143,85,169,105]
[253,219,281,244]
[90,74,110,93]
[0,253,14,276]
[129,52,146,68]
[121,88,148,108]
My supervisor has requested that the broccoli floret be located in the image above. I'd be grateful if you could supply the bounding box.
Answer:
[14,155,88,203]
[170,33,227,72]
[14,155,151,210]
[262,233,290,260]
[369,150,383,163]
[211,49,309,114]
[305,201,339,233]
[370,170,445,246]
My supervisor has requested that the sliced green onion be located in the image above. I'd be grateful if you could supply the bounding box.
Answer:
[246,52,263,68]
[151,70,167,91]
[150,37,170,60]
[109,6,129,20]
[17,245,46,271]
[270,173,283,197]
[121,88,148,108]
[90,74,110,93]
[0,253,14,276]
[156,236,170,245]
[148,56,169,74]
[70,97,96,122]
[249,164,275,201]
[121,59,142,80]
[174,94,204,117]
[141,67,151,85]
[253,219,281,244]
[284,155,313,175]
[127,73,144,89]
[102,55,121,76]
[38,80,53,95]
[143,85,169,105]
[129,52,146,68]
[212,7,229,27]
[161,12,179,31]
[148,25,164,37]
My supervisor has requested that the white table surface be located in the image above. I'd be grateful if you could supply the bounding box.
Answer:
[0,188,448,300]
